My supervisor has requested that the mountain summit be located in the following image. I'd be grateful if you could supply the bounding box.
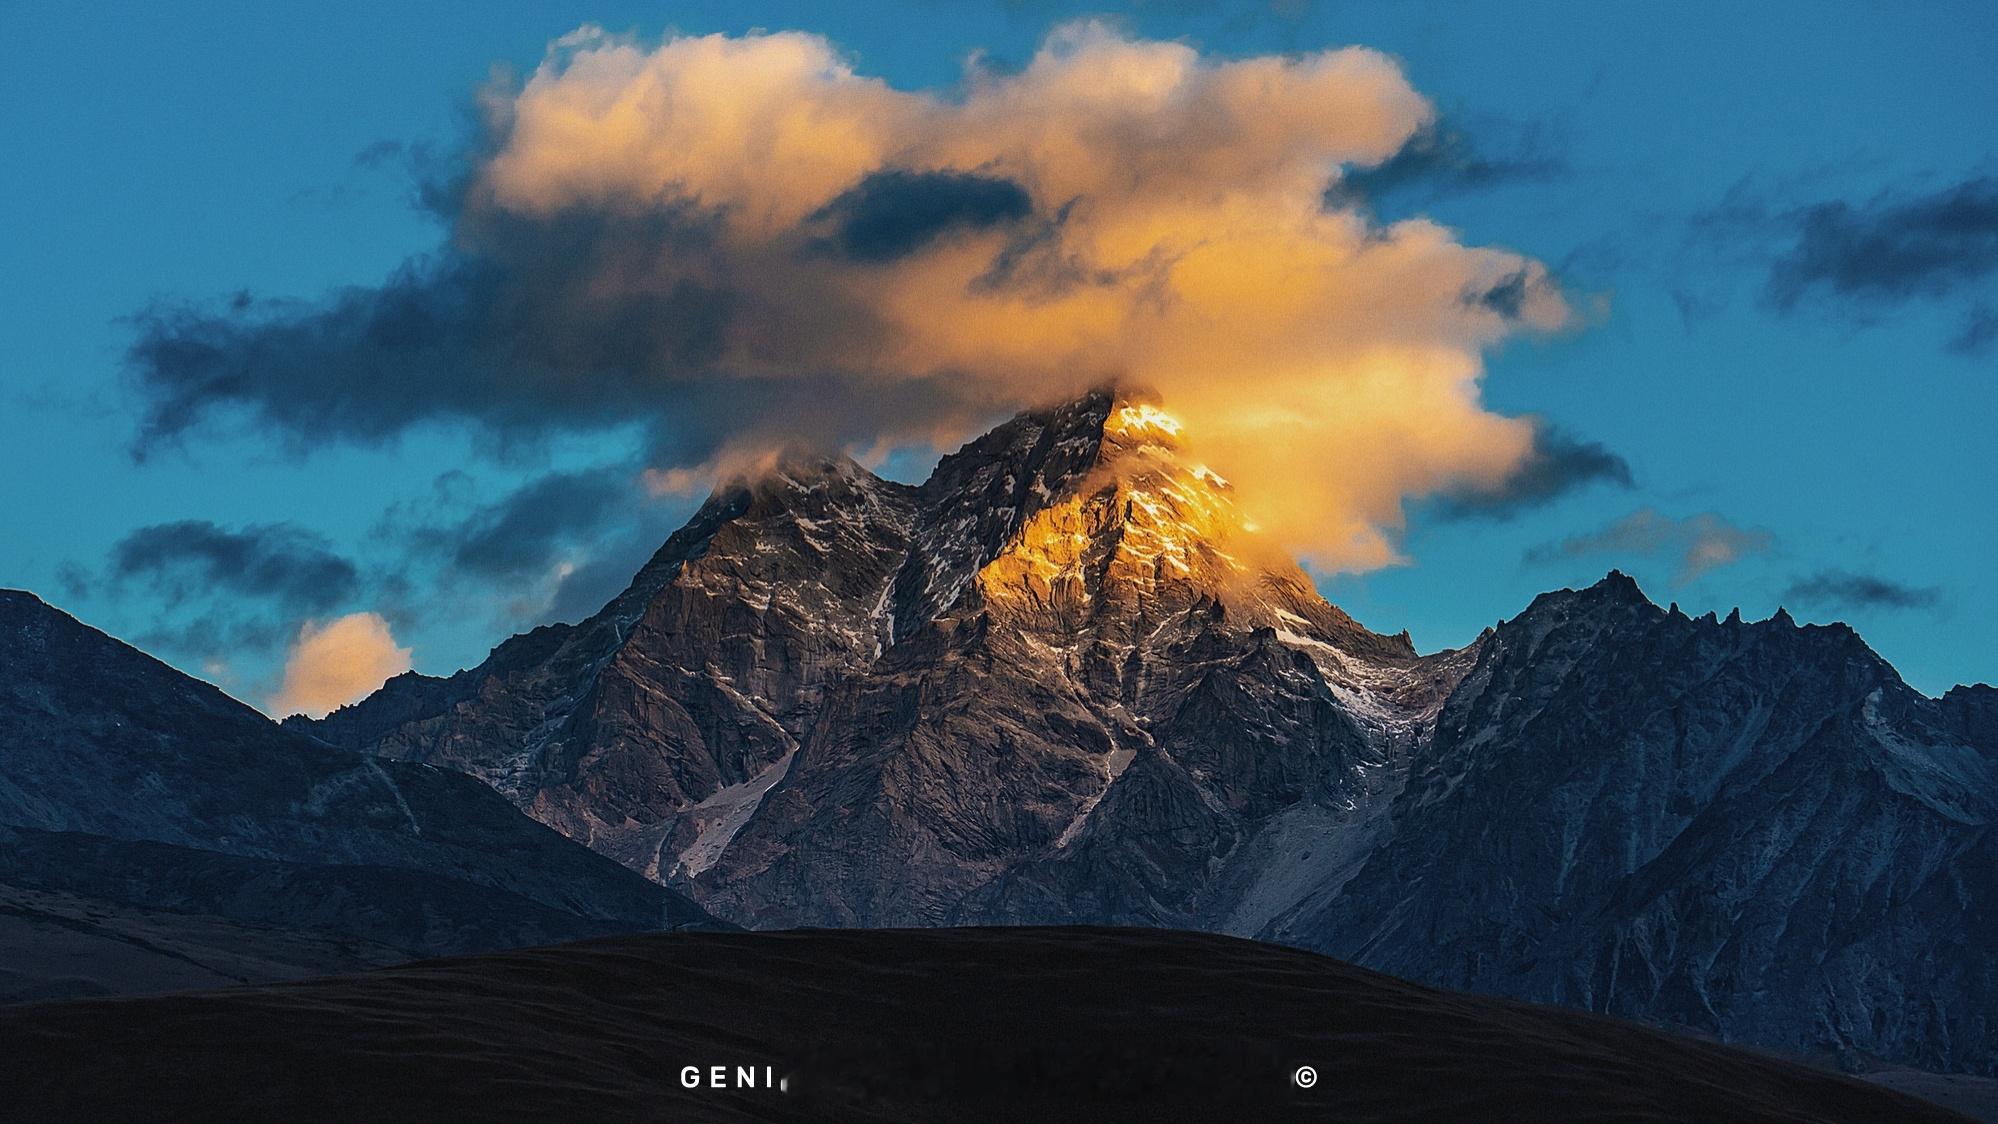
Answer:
[298,391,1996,1074]
[305,390,1433,916]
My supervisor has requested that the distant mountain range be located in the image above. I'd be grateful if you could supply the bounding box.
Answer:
[274,390,1995,1075]
[0,589,719,1001]
[4,390,1990,1078]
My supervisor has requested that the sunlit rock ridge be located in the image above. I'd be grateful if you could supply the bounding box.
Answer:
[298,391,1996,1075]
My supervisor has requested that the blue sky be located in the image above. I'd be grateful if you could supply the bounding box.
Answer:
[3,0,1993,707]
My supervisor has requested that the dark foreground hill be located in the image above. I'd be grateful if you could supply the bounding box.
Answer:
[0,926,1968,1123]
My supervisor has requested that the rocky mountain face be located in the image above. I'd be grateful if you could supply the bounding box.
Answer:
[0,590,718,998]
[307,393,1449,929]
[300,391,1995,1074]
[1275,575,1998,1074]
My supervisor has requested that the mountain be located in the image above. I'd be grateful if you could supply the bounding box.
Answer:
[301,390,1996,1074]
[0,926,1967,1123]
[1275,575,1998,1075]
[304,391,1446,931]
[0,590,719,1000]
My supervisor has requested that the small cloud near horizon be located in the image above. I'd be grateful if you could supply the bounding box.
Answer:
[1783,568,1942,613]
[266,612,412,719]
[1527,508,1772,585]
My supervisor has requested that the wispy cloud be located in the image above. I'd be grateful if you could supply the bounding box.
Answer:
[1527,508,1772,584]
[65,520,381,695]
[1765,177,1998,312]
[1783,569,1941,613]
[1687,173,1998,353]
[375,463,681,632]
[1324,119,1567,213]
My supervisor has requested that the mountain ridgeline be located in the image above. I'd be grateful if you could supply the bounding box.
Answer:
[296,390,1995,1074]
[0,590,720,1000]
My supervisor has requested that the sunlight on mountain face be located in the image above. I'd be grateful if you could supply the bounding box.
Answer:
[1105,404,1185,443]
[977,398,1260,624]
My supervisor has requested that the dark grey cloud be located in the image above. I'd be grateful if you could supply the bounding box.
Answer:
[124,170,1017,472]
[1326,120,1566,212]
[128,201,749,461]
[1766,177,1998,309]
[54,561,91,602]
[1783,569,1941,612]
[372,464,696,631]
[811,169,1034,263]
[81,520,362,663]
[1464,269,1530,319]
[1681,173,1998,353]
[132,609,296,660]
[436,467,633,581]
[1434,426,1632,521]
[105,520,359,614]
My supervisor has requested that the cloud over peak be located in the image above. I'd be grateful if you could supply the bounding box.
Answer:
[127,21,1572,569]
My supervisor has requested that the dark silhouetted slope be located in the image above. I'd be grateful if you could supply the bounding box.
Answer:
[0,926,1966,1123]
[0,590,720,997]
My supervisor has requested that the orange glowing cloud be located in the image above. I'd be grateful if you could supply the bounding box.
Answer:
[469,21,1573,568]
[267,612,412,719]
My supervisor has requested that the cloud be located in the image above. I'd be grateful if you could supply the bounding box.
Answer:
[125,21,1572,570]
[438,467,634,580]
[103,520,359,613]
[131,609,296,662]
[1463,269,1545,320]
[267,612,412,718]
[77,520,365,678]
[1323,119,1566,212]
[1527,508,1771,584]
[1783,569,1941,613]
[1689,175,1998,351]
[1432,425,1632,521]
[1766,177,1998,309]
[811,169,1034,262]
[375,464,678,632]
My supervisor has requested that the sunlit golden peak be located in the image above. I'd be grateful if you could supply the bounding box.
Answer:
[1105,403,1184,442]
